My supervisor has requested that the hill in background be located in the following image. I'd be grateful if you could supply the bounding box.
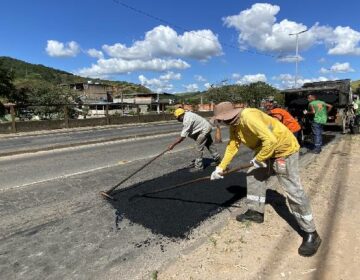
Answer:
[1,56,358,100]
[0,56,151,94]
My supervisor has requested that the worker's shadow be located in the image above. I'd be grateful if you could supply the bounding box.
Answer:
[265,189,303,236]
[108,166,248,238]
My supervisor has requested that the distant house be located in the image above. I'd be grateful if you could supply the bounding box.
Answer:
[67,82,113,103]
[64,82,176,116]
[113,92,176,114]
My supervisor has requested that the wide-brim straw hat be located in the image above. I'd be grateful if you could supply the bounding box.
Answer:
[212,102,241,121]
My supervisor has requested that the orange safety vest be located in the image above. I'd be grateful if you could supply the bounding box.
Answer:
[270,108,301,133]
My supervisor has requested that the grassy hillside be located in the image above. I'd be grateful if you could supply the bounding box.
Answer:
[0,56,151,93]
[351,80,360,92]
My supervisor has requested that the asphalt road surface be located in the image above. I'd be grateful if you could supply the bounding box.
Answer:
[0,126,255,280]
[0,121,182,156]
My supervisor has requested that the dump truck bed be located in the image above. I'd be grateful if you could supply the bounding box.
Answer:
[282,79,352,109]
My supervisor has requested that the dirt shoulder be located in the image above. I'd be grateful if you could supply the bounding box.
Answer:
[158,135,360,280]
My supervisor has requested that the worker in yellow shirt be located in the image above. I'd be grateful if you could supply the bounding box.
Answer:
[210,102,321,257]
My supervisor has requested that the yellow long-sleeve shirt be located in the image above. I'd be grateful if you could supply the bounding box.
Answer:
[218,108,300,170]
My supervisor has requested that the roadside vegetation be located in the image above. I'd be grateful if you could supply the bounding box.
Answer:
[0,56,151,119]
[176,82,283,107]
[1,56,360,120]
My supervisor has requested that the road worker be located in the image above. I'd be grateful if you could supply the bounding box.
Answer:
[353,94,360,125]
[303,94,332,154]
[210,102,321,257]
[264,100,302,144]
[168,108,221,172]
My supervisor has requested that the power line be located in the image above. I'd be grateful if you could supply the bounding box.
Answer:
[111,0,319,90]
[112,0,278,59]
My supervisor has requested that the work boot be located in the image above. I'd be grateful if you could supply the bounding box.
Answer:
[310,149,321,154]
[189,167,204,173]
[186,160,195,168]
[298,231,322,257]
[236,210,264,224]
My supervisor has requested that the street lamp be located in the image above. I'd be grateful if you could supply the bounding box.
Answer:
[289,29,308,88]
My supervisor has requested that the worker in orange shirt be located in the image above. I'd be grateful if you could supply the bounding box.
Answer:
[264,101,302,144]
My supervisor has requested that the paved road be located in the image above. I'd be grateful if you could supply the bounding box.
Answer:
[0,124,337,280]
[0,122,182,156]
[0,125,231,191]
[0,127,255,280]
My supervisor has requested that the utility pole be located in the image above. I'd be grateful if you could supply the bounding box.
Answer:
[289,29,308,88]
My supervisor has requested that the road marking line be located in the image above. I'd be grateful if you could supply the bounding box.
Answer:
[0,164,120,192]
[0,137,230,193]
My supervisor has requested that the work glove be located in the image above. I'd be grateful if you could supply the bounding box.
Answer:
[210,167,224,180]
[250,158,267,169]
[303,109,308,115]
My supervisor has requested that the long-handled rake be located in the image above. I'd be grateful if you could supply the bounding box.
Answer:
[99,149,169,200]
[129,162,253,202]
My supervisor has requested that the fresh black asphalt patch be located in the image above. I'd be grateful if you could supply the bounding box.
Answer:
[107,133,336,239]
[107,162,248,238]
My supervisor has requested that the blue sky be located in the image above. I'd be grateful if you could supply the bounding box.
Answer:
[1,0,360,93]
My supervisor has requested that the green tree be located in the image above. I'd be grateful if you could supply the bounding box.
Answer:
[0,62,15,102]
[244,82,278,107]
[206,82,279,107]
[13,80,78,119]
[355,86,360,96]
[28,85,78,119]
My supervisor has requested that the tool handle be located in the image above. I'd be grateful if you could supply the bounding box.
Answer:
[161,162,253,190]
[214,125,222,143]
[128,162,254,201]
[221,162,253,176]
[107,149,168,193]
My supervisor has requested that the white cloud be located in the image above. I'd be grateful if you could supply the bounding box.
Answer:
[277,55,304,63]
[159,71,181,81]
[223,4,314,53]
[194,75,206,82]
[46,40,80,57]
[183,83,199,92]
[326,26,360,55]
[77,58,190,78]
[76,24,223,77]
[223,3,360,56]
[233,73,267,84]
[273,74,329,89]
[204,82,212,89]
[87,48,104,59]
[138,74,174,93]
[102,25,222,61]
[231,73,241,83]
[232,73,241,80]
[320,62,355,74]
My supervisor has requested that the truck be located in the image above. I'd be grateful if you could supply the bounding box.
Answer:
[282,79,358,135]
